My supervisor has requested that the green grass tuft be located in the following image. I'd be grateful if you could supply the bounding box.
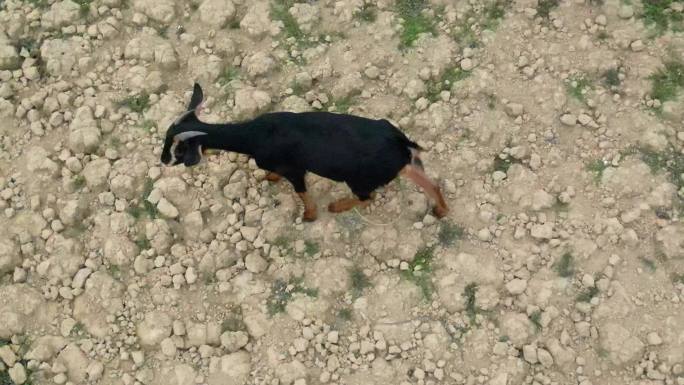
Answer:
[566,73,592,102]
[438,221,463,247]
[355,3,378,22]
[73,0,94,16]
[603,68,621,88]
[271,0,315,49]
[128,178,158,220]
[337,307,353,321]
[649,60,684,105]
[426,67,470,102]
[350,267,372,298]
[641,0,684,34]
[492,155,520,173]
[119,92,150,113]
[481,0,510,30]
[401,246,436,299]
[640,257,657,272]
[331,96,357,113]
[529,310,543,331]
[218,66,241,87]
[586,159,608,184]
[554,252,575,277]
[576,286,599,302]
[672,273,684,285]
[463,282,479,324]
[536,0,559,19]
[140,119,155,133]
[304,240,319,256]
[72,175,86,190]
[266,277,318,316]
[396,0,437,49]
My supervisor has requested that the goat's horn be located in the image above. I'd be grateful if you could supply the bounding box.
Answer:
[174,130,208,141]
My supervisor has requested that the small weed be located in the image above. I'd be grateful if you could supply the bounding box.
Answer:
[350,267,372,299]
[134,237,151,251]
[304,240,319,256]
[396,0,437,49]
[425,67,470,102]
[128,178,158,220]
[273,235,293,255]
[218,66,241,86]
[481,0,509,30]
[463,282,479,324]
[641,0,684,34]
[603,68,621,88]
[671,273,684,285]
[529,310,542,331]
[401,246,436,299]
[72,175,86,190]
[640,257,657,272]
[70,322,86,337]
[536,0,559,19]
[498,335,509,342]
[0,370,11,385]
[566,73,592,102]
[266,277,318,316]
[271,0,314,49]
[637,146,684,191]
[221,311,247,332]
[492,155,520,173]
[598,347,610,358]
[24,0,49,8]
[119,93,150,113]
[73,0,94,16]
[331,96,357,113]
[486,94,497,109]
[0,338,9,347]
[554,252,575,278]
[586,159,608,184]
[438,221,463,247]
[63,222,87,239]
[107,264,122,280]
[355,3,378,22]
[576,286,599,302]
[140,119,155,133]
[649,60,684,105]
[597,30,610,40]
[229,19,241,29]
[338,308,353,321]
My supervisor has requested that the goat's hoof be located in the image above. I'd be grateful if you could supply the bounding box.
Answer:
[303,210,317,222]
[433,206,449,219]
[265,172,282,182]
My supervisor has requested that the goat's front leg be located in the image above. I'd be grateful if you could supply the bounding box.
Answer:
[328,191,374,213]
[265,172,282,182]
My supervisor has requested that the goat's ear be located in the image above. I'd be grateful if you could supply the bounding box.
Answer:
[183,141,202,167]
[174,130,207,142]
[187,83,204,111]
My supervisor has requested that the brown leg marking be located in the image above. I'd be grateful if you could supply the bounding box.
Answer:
[297,192,318,221]
[400,165,449,218]
[328,197,371,213]
[265,172,282,182]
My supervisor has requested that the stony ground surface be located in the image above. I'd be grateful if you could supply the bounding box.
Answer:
[1,0,684,384]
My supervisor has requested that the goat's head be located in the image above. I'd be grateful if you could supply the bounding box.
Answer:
[161,83,208,167]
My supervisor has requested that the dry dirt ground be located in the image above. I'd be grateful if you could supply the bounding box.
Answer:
[1,0,684,384]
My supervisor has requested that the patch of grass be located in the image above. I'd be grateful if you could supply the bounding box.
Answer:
[426,67,471,102]
[576,286,599,302]
[597,30,610,40]
[586,159,608,184]
[24,0,49,8]
[438,221,463,247]
[72,175,86,190]
[350,267,372,299]
[536,0,559,19]
[492,155,520,173]
[640,257,657,272]
[0,370,12,385]
[481,0,510,30]
[107,264,122,280]
[486,94,497,109]
[672,273,684,285]
[331,96,357,113]
[128,178,158,220]
[70,322,86,338]
[554,252,575,278]
[638,146,684,192]
[221,312,247,332]
[529,310,542,331]
[304,240,319,256]
[401,246,436,299]
[355,3,378,22]
[641,0,684,34]
[498,335,509,342]
[119,92,150,114]
[337,308,353,321]
[73,0,94,16]
[0,338,9,347]
[396,0,437,49]
[271,0,314,49]
[603,68,621,88]
[218,66,241,87]
[140,119,155,133]
[134,237,151,250]
[266,277,318,316]
[463,282,479,324]
[649,60,684,105]
[566,73,592,102]
[273,235,293,255]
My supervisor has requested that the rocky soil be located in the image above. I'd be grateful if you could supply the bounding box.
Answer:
[1,0,684,384]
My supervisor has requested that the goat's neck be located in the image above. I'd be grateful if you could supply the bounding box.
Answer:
[201,122,258,156]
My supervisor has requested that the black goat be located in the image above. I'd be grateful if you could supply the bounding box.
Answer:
[161,83,449,221]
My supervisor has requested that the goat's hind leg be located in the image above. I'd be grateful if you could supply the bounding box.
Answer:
[328,190,373,213]
[265,172,282,182]
[283,170,317,222]
[399,165,449,218]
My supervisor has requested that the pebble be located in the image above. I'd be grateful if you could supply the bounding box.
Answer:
[630,40,644,52]
[560,113,576,126]
[618,5,634,18]
[647,332,663,346]
[505,279,527,295]
[460,58,474,71]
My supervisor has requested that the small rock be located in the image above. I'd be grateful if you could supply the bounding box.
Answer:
[9,363,27,384]
[522,344,537,363]
[157,198,179,219]
[220,331,249,353]
[460,58,474,71]
[505,103,523,118]
[630,40,644,52]
[618,5,634,18]
[560,113,576,126]
[537,348,554,367]
[505,279,527,295]
[647,332,662,346]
